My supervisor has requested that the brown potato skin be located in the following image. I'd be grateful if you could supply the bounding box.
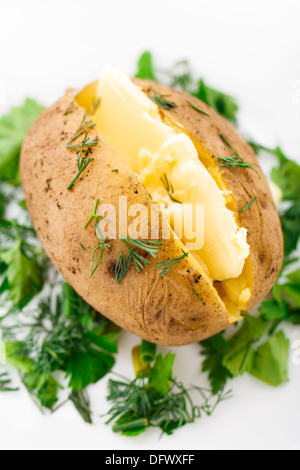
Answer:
[20,81,283,346]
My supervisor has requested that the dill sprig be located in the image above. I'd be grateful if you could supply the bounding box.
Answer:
[84,198,110,229]
[149,87,178,112]
[64,101,75,116]
[155,249,189,276]
[81,223,111,278]
[241,196,258,213]
[193,289,204,304]
[66,113,99,190]
[0,372,19,392]
[69,390,93,424]
[115,237,164,284]
[91,98,101,115]
[219,133,259,174]
[81,199,111,277]
[187,101,209,117]
[106,375,231,436]
[160,174,182,204]
[67,112,96,145]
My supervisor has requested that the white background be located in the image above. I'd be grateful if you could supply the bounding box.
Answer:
[0,0,300,451]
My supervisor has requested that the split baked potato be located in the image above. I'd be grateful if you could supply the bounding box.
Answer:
[20,68,283,346]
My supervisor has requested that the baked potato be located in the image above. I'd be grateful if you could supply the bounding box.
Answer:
[20,67,283,346]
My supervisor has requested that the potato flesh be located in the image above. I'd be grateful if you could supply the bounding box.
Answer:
[94,67,250,284]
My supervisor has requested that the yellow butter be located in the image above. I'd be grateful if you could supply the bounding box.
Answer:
[94,67,250,282]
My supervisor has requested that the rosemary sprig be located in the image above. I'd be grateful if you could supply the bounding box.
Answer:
[115,237,164,284]
[66,113,99,190]
[155,249,189,276]
[149,87,178,112]
[187,101,209,117]
[161,173,182,204]
[219,133,259,174]
[84,199,110,229]
[241,196,258,213]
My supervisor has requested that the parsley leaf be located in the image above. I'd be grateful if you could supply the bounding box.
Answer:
[271,150,300,201]
[280,202,300,256]
[135,51,157,81]
[201,334,232,394]
[0,237,43,307]
[247,331,289,386]
[0,99,44,182]
[222,316,268,377]
[259,300,288,321]
[67,348,115,393]
[193,79,239,124]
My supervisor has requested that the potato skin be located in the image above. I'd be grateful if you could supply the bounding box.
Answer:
[20,81,283,346]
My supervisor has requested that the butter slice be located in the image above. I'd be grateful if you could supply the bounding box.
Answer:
[94,67,250,281]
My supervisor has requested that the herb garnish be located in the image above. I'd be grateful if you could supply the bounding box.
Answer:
[64,101,75,116]
[149,87,178,112]
[187,101,209,117]
[106,346,231,436]
[161,173,182,204]
[84,198,109,229]
[1,282,119,417]
[66,113,99,190]
[219,133,259,174]
[193,289,204,304]
[241,197,258,213]
[81,199,111,277]
[81,225,110,278]
[0,372,19,392]
[155,249,189,276]
[115,237,164,284]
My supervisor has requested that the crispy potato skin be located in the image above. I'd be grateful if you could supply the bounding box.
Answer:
[20,81,283,346]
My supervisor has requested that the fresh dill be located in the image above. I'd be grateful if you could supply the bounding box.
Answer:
[161,174,182,204]
[218,133,259,174]
[67,112,96,145]
[84,198,110,229]
[193,289,204,304]
[187,101,209,117]
[91,98,101,115]
[155,249,189,276]
[105,350,232,436]
[81,223,111,278]
[149,87,178,112]
[69,390,93,424]
[241,197,258,213]
[1,282,118,417]
[115,237,164,284]
[64,101,75,116]
[66,113,99,190]
[0,372,19,392]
